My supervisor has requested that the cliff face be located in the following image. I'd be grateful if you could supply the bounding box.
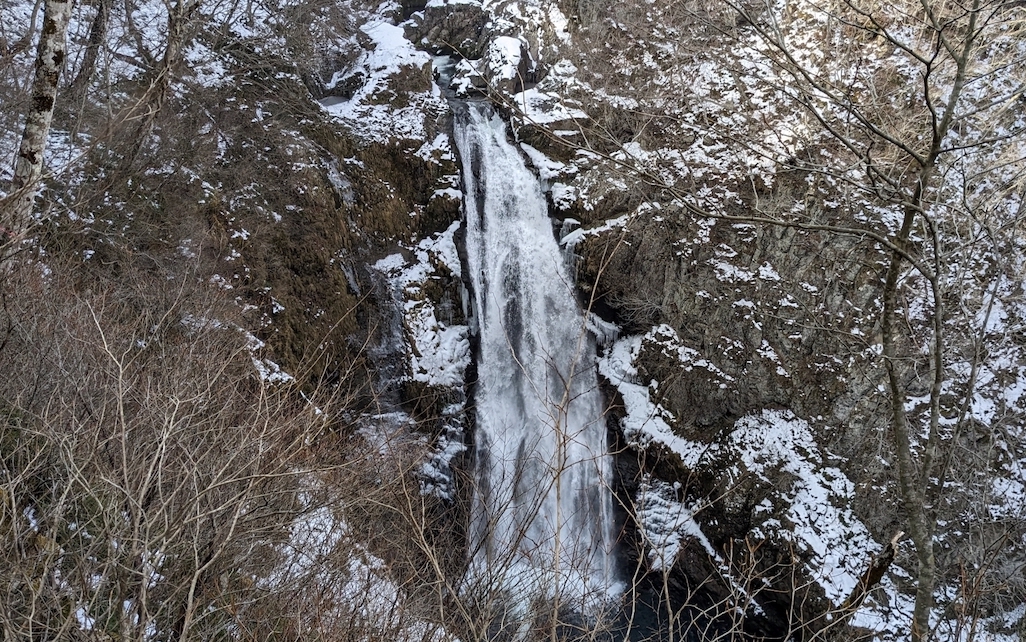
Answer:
[0,0,464,396]
[400,0,1026,638]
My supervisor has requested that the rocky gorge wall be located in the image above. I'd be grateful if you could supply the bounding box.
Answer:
[384,1,881,638]
[383,1,1026,640]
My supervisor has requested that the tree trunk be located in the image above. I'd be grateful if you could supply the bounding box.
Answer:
[126,0,198,163]
[3,0,74,241]
[841,531,904,614]
[881,189,936,642]
[66,0,112,121]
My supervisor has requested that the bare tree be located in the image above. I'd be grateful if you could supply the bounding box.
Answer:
[715,2,1025,637]
[65,0,113,123]
[0,258,377,640]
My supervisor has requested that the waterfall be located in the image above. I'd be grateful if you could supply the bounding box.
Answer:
[453,101,619,608]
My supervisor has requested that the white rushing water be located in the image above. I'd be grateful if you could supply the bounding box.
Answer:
[453,102,619,608]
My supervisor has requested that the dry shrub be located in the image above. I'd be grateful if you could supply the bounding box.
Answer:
[0,256,442,641]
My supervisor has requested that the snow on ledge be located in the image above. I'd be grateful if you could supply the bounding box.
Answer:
[320,17,439,144]
[599,330,882,608]
[598,334,709,468]
[511,88,588,126]
[731,410,879,606]
[484,36,525,81]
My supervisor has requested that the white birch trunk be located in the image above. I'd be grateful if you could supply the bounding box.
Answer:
[3,0,73,239]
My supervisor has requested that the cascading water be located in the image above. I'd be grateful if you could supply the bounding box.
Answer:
[453,101,619,609]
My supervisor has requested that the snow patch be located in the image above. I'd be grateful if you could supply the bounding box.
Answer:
[598,335,710,468]
[320,18,441,143]
[600,330,880,608]
[511,88,588,125]
[725,411,879,606]
[636,477,716,570]
[267,502,449,641]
